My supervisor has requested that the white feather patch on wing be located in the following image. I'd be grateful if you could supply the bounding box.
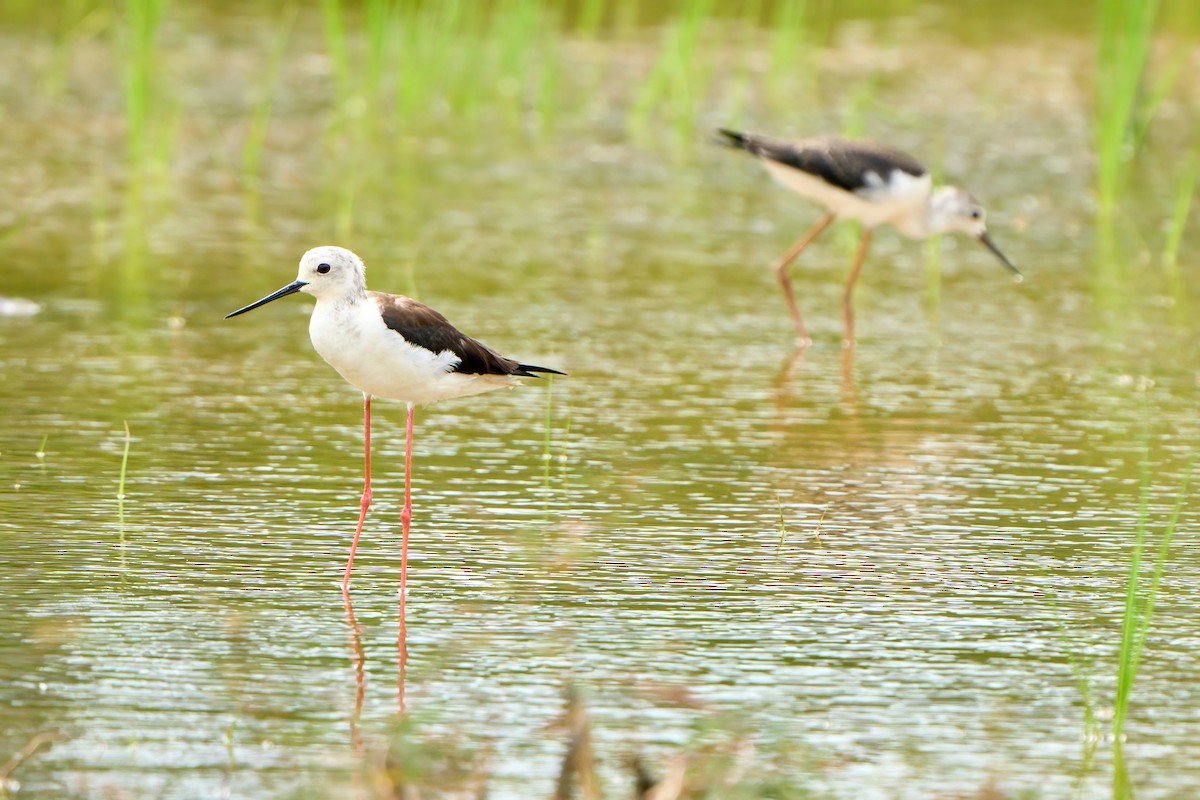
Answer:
[854,168,931,205]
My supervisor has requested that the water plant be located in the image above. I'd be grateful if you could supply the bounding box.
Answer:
[241,4,297,199]
[1111,460,1190,743]
[629,0,717,145]
[1160,152,1197,275]
[1094,0,1162,220]
[574,0,608,37]
[117,0,172,180]
[1074,457,1191,798]
[117,421,132,544]
[764,0,814,110]
[1051,456,1191,797]
[40,0,101,100]
[318,0,352,107]
[385,1,555,133]
[363,0,394,102]
[391,2,462,125]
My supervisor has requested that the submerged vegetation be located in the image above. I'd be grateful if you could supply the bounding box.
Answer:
[324,689,1012,799]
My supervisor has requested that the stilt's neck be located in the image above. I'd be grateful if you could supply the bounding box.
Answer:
[893,200,936,239]
[316,286,368,314]
[921,185,979,237]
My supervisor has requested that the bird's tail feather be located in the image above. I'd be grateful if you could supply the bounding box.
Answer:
[515,364,565,378]
[716,128,761,154]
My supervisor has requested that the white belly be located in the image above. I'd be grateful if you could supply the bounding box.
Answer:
[307,301,517,405]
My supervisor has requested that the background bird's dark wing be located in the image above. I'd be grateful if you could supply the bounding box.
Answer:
[718,129,927,193]
[373,293,563,377]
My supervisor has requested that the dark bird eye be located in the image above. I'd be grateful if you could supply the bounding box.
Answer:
[970,209,983,220]
[317,263,331,274]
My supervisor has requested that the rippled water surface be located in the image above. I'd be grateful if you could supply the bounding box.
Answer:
[2,4,1200,798]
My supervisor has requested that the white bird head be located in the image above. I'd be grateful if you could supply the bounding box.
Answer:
[929,187,1020,279]
[295,246,368,301]
[224,245,368,320]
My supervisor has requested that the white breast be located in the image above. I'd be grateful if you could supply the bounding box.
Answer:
[307,299,517,405]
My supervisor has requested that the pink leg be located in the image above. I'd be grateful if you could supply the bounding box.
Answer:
[342,393,372,594]
[775,211,836,345]
[842,228,872,348]
[399,402,414,706]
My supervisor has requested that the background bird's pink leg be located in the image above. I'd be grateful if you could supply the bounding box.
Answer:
[342,393,373,594]
[774,211,835,345]
[398,402,414,706]
[842,228,873,348]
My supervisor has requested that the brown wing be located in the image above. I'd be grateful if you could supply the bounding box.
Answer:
[372,292,562,377]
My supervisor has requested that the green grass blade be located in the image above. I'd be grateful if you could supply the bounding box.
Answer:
[242,4,297,192]
[1130,464,1191,672]
[1161,153,1198,273]
[1111,457,1150,740]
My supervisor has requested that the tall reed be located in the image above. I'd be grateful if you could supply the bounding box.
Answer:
[118,0,170,177]
[574,0,607,37]
[1094,0,1161,219]
[1160,152,1197,274]
[363,0,394,101]
[383,1,559,133]
[318,0,351,106]
[392,2,455,124]
[629,0,717,144]
[493,0,553,129]
[242,5,297,197]
[42,0,98,100]
[764,0,812,110]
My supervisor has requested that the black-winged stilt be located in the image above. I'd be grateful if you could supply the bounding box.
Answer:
[718,128,1020,346]
[226,245,562,665]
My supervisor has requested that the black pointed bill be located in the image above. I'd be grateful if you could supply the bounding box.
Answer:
[978,232,1021,281]
[225,280,309,319]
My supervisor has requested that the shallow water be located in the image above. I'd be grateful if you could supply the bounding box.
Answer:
[2,4,1200,799]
